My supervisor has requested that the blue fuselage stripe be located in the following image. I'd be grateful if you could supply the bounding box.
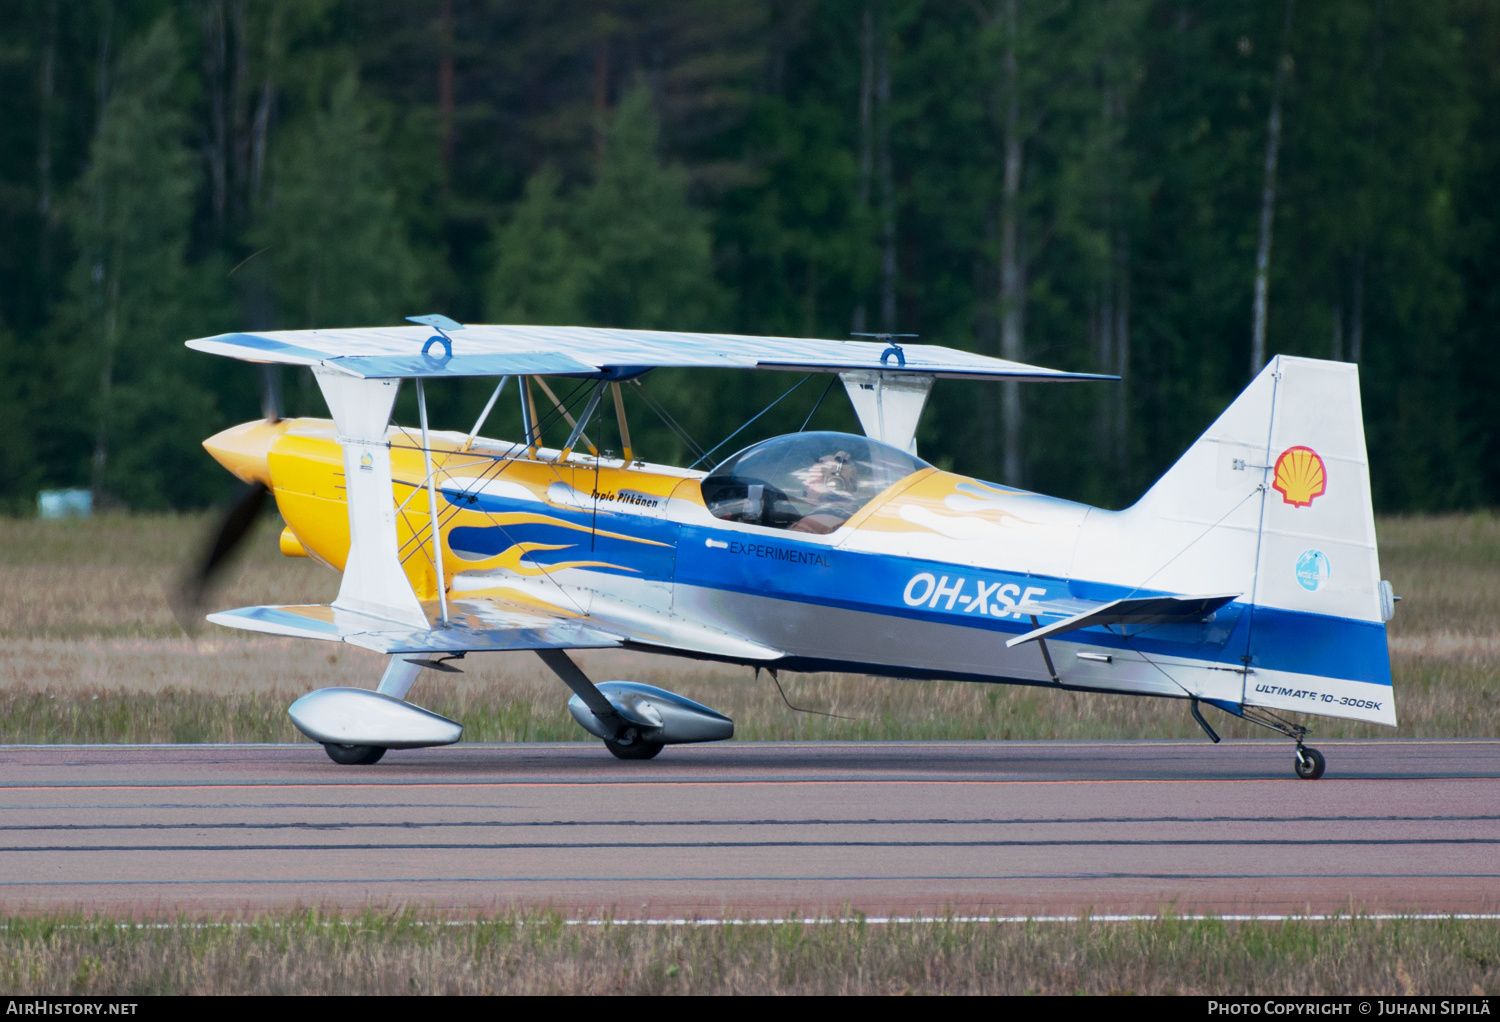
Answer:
[446,491,1392,687]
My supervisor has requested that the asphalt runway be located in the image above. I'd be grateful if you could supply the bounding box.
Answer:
[2,739,1498,918]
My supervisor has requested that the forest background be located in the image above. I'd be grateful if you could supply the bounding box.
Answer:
[0,0,1496,515]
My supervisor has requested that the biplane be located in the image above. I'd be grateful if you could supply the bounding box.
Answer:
[181,318,1397,778]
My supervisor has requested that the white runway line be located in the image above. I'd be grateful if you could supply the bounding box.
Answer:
[75,913,1500,930]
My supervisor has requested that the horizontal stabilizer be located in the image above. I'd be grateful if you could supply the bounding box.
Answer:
[206,601,622,655]
[1004,593,1240,648]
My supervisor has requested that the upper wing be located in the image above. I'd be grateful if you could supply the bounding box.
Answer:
[185,325,1116,383]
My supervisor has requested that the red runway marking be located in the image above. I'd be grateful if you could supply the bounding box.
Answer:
[0,776,1484,794]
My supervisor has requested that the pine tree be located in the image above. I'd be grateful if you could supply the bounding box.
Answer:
[256,72,420,329]
[55,14,227,509]
[486,167,586,325]
[575,83,726,330]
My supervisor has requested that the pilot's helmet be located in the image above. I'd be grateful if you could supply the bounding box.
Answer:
[818,450,858,495]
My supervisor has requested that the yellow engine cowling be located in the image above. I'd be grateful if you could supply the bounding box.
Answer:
[203,417,654,603]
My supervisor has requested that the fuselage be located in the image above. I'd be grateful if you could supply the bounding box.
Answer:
[204,415,1394,723]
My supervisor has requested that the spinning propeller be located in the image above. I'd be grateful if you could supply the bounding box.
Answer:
[171,365,283,631]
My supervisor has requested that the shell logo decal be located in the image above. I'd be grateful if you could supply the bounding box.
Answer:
[1272,446,1326,508]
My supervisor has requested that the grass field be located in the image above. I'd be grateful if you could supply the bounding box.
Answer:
[2,910,1496,995]
[1,512,1497,744]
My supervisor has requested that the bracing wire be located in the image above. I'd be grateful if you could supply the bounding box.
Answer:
[798,374,839,432]
[688,375,811,471]
[765,669,857,721]
[628,380,708,464]
[1122,484,1263,600]
[385,376,603,619]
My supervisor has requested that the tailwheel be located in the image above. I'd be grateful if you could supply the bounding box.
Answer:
[324,743,386,766]
[603,726,664,761]
[1293,745,1325,780]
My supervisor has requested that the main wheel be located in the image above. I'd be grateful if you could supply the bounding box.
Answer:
[1293,746,1325,780]
[603,728,665,760]
[324,743,386,765]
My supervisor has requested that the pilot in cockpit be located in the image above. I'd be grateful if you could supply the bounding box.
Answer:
[809,450,857,498]
[787,450,860,533]
[700,430,929,535]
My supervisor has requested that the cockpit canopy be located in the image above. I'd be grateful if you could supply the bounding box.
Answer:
[700,431,929,535]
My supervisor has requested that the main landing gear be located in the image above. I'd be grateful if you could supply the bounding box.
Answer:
[1191,698,1328,780]
[603,727,665,761]
[324,743,386,766]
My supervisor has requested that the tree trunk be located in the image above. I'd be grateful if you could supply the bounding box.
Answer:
[1094,79,1117,471]
[37,0,57,283]
[803,256,818,335]
[92,248,120,502]
[251,73,271,201]
[852,3,874,335]
[1350,248,1365,364]
[89,7,114,502]
[998,0,1025,486]
[230,0,249,223]
[440,0,455,165]
[202,0,229,232]
[593,2,611,164]
[976,239,998,472]
[245,7,278,208]
[1250,0,1295,378]
[876,11,896,332]
[1112,228,1130,473]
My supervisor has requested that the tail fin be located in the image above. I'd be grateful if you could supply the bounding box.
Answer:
[1134,355,1382,621]
[1076,355,1394,724]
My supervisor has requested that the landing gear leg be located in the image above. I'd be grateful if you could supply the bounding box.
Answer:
[535,649,665,761]
[1241,706,1326,780]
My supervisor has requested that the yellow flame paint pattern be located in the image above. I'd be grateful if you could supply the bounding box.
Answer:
[457,541,636,578]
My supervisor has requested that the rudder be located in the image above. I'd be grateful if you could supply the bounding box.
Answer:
[1078,355,1395,725]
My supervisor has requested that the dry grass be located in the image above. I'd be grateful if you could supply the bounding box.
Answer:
[1,512,1497,743]
[1,910,1496,995]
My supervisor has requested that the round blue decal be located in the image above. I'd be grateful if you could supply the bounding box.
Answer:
[1295,549,1330,592]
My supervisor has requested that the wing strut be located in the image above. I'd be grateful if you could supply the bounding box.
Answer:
[312,368,428,628]
[414,378,449,627]
[610,383,634,463]
[519,377,541,458]
[534,376,597,458]
[463,376,509,451]
[561,382,607,461]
